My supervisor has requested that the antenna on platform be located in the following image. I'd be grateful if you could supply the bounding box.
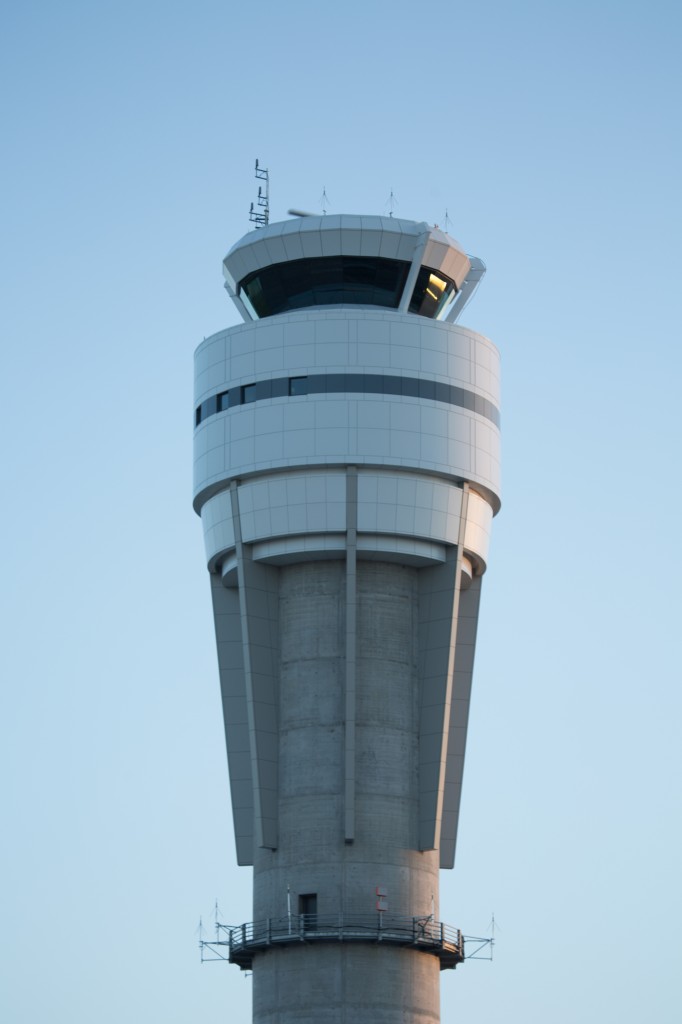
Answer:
[249,159,269,228]
[386,188,398,217]
[320,186,330,215]
[443,208,453,233]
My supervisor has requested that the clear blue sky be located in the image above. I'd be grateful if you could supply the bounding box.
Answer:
[2,2,681,1021]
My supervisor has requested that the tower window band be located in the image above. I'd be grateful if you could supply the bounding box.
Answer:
[194,373,500,428]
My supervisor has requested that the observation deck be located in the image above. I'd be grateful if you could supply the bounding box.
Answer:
[201,914,465,972]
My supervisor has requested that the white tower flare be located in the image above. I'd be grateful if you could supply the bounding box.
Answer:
[194,213,500,1024]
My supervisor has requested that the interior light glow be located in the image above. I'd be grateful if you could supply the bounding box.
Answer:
[408,265,456,319]
[428,273,447,293]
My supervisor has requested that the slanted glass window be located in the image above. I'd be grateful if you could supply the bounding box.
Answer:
[409,266,457,319]
[239,256,410,318]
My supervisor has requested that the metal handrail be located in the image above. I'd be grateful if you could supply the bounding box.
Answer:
[225,913,460,946]
[199,913,465,969]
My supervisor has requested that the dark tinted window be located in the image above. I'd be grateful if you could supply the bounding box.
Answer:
[239,256,410,318]
[203,395,219,417]
[320,374,345,394]
[194,373,500,428]
[383,377,403,396]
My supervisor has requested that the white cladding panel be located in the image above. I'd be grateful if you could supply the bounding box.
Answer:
[193,309,501,511]
[194,310,499,406]
[200,469,494,575]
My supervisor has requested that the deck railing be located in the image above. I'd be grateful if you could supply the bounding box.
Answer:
[200,913,465,971]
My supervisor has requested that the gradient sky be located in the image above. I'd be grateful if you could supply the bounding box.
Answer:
[2,2,681,1021]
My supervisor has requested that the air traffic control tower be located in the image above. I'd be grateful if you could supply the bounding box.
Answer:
[193,213,500,1024]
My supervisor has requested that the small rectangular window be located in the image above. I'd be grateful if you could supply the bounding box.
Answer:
[323,374,345,394]
[289,376,308,396]
[382,376,402,397]
[201,395,218,419]
[460,389,476,411]
[434,381,450,405]
[344,373,365,393]
[242,383,257,404]
[255,380,272,402]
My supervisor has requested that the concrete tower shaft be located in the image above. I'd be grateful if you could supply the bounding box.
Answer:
[194,214,500,1023]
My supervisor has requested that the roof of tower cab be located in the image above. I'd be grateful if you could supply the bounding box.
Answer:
[223,214,486,324]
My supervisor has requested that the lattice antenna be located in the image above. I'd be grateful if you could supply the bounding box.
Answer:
[443,208,453,233]
[320,186,330,215]
[386,188,398,217]
[249,159,270,228]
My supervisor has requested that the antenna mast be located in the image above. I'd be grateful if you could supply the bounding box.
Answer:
[249,159,269,228]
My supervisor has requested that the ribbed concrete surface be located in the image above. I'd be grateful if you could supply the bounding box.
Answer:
[253,561,440,1024]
